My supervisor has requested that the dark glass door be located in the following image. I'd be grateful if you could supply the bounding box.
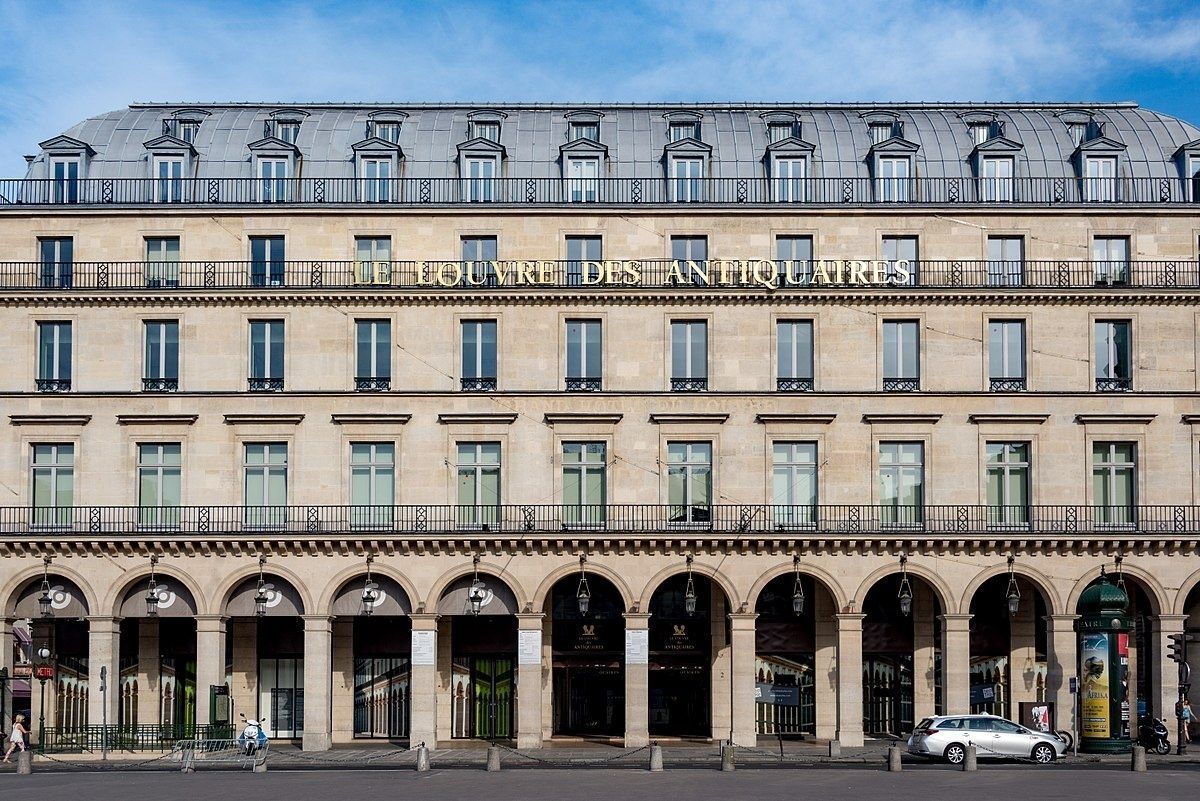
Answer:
[863,655,913,736]
[470,657,514,740]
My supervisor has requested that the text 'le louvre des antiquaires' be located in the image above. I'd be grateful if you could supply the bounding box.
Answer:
[367,259,914,288]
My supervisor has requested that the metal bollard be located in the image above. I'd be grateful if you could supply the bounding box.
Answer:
[649,743,663,772]
[721,743,735,771]
[887,745,902,772]
[415,744,430,772]
[827,740,841,758]
[15,750,31,775]
[1131,744,1147,772]
[486,745,501,772]
[962,745,977,771]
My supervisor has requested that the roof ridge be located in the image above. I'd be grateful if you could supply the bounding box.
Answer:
[125,101,1142,110]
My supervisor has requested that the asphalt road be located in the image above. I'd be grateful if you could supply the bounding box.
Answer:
[2,765,1196,801]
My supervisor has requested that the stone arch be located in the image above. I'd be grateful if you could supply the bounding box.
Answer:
[316,562,420,617]
[853,560,958,615]
[1171,565,1200,616]
[211,560,314,616]
[532,561,634,612]
[1066,561,1167,617]
[2,561,100,618]
[103,561,208,617]
[425,560,529,612]
[636,560,741,612]
[959,561,1064,617]
[746,561,849,612]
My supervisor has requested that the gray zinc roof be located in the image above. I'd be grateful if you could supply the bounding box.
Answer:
[22,102,1200,181]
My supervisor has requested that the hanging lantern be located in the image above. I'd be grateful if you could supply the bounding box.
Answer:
[576,555,592,616]
[897,555,913,617]
[37,557,53,619]
[253,555,269,617]
[145,556,160,618]
[791,555,805,616]
[361,555,379,616]
[683,555,697,617]
[468,555,485,616]
[1005,555,1021,617]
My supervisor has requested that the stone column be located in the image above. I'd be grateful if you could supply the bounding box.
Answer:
[1154,615,1187,722]
[516,612,545,748]
[1044,614,1078,734]
[87,616,121,727]
[136,619,161,725]
[834,612,865,747]
[408,613,440,747]
[194,615,227,726]
[540,614,553,741]
[229,619,257,725]
[912,583,936,723]
[623,612,651,747]
[813,590,837,740]
[301,615,333,751]
[728,611,758,746]
[710,593,731,742]
[940,614,973,714]
[1008,591,1038,714]
[330,618,354,744]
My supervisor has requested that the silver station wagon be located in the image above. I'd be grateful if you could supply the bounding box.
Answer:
[907,714,1068,764]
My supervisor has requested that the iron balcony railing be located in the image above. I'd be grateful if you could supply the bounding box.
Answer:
[4,259,1198,292]
[3,176,1199,206]
[2,504,1196,536]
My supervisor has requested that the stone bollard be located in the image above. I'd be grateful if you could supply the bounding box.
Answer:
[962,745,977,772]
[486,745,501,772]
[1131,745,1147,772]
[15,751,31,775]
[415,744,430,772]
[180,744,195,773]
[721,743,735,771]
[887,745,902,772]
[827,740,841,758]
[649,744,663,772]
[252,755,268,773]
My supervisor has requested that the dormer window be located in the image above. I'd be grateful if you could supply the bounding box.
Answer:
[1068,122,1086,146]
[871,121,899,144]
[470,120,501,142]
[267,119,301,143]
[669,121,700,142]
[768,121,798,143]
[371,120,402,144]
[49,156,81,204]
[970,122,991,145]
[570,121,600,142]
[162,118,201,144]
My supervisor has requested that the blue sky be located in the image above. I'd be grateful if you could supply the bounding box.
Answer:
[2,0,1200,172]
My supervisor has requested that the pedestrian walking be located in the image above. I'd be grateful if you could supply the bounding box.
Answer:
[3,714,28,761]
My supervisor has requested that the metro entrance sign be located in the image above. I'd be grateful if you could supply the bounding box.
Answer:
[33,666,53,681]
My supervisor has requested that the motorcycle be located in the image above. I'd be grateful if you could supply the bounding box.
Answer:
[1137,716,1171,755]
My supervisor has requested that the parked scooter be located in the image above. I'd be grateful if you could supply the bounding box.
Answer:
[1137,715,1171,754]
[237,715,269,756]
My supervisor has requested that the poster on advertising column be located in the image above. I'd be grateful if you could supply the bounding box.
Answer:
[1080,632,1110,738]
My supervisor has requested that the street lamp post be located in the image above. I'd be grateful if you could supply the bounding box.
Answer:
[35,644,51,750]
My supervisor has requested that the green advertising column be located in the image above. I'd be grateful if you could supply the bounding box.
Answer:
[1076,571,1133,754]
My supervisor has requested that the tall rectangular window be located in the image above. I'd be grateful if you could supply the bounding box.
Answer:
[250,235,285,287]
[772,442,817,527]
[31,443,74,527]
[257,157,290,202]
[153,155,185,203]
[143,320,180,392]
[244,443,288,528]
[145,236,180,287]
[354,236,392,284]
[1092,442,1136,526]
[456,443,501,528]
[985,442,1029,527]
[138,443,182,528]
[1092,236,1129,284]
[461,320,497,391]
[562,442,606,526]
[350,443,395,528]
[667,442,712,524]
[669,157,704,202]
[772,157,806,202]
[776,235,813,284]
[987,320,1026,391]
[462,235,498,287]
[1084,156,1117,202]
[1095,320,1132,391]
[986,236,1024,286]
[670,235,708,285]
[566,235,602,286]
[882,320,919,391]
[249,320,285,391]
[670,320,708,391]
[565,157,600,203]
[980,156,1014,202]
[360,158,392,202]
[777,320,814,391]
[39,236,73,288]
[882,235,918,285]
[877,156,910,202]
[565,319,602,391]
[463,155,498,202]
[879,442,924,526]
[355,320,391,391]
[37,321,72,392]
[49,157,80,203]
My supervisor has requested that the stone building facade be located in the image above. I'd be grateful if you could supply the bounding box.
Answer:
[1,102,1199,751]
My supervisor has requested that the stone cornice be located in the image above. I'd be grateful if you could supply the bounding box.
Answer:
[223,413,305,425]
[755,413,836,425]
[968,413,1050,425]
[648,413,730,425]
[437,413,518,425]
[1074,413,1157,425]
[861,413,942,425]
[116,414,199,426]
[542,413,624,426]
[330,413,411,425]
[8,414,92,426]
[1182,414,1200,425]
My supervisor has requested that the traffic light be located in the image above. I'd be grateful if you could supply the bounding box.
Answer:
[1168,633,1187,664]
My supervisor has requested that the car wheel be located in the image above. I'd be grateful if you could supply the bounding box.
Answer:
[944,743,966,764]
[1155,740,1171,755]
[1031,744,1055,764]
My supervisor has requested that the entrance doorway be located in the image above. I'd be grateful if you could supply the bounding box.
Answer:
[549,571,625,738]
[648,572,718,738]
[452,656,514,739]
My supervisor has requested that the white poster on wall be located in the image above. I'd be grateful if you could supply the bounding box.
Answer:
[626,629,649,665]
[411,630,436,666]
[518,629,542,666]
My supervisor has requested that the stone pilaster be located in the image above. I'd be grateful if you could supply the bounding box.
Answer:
[623,612,651,747]
[728,611,758,746]
[516,612,545,748]
[87,616,121,727]
[940,613,973,713]
[136,618,161,725]
[835,612,865,747]
[301,615,333,751]
[194,615,227,726]
[408,613,440,747]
